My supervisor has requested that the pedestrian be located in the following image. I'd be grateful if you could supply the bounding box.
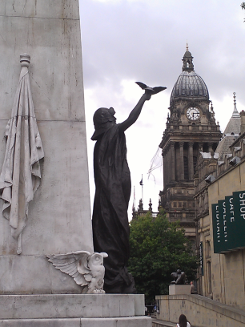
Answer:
[176,314,191,327]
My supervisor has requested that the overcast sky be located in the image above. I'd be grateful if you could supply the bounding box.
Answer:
[79,0,245,217]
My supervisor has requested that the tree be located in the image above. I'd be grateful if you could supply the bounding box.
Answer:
[128,210,198,304]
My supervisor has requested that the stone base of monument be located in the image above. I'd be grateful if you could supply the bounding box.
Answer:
[0,294,151,327]
[169,284,191,295]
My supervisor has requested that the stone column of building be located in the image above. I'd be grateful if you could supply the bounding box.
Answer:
[162,150,167,188]
[167,145,172,184]
[164,146,170,185]
[188,142,194,180]
[199,143,203,152]
[170,142,176,181]
[179,142,184,180]
[208,143,213,153]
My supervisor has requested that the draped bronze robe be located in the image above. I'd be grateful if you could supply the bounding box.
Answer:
[92,124,135,293]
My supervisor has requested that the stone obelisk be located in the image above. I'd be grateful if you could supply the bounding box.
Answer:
[0,1,151,326]
[0,0,93,294]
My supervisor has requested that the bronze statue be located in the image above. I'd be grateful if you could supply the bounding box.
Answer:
[91,82,166,293]
[171,269,186,285]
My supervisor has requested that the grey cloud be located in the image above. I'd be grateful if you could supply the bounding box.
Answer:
[81,0,245,107]
[80,0,245,211]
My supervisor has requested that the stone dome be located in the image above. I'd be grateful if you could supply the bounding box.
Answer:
[170,49,209,105]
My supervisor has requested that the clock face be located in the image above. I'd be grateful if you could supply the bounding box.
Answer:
[186,107,200,120]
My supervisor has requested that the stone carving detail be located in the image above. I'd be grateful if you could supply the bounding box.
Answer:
[0,54,44,254]
[171,269,186,284]
[47,251,108,294]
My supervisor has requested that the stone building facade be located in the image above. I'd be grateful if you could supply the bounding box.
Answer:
[159,48,221,241]
[194,102,245,310]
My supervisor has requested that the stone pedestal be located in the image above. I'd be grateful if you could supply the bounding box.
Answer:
[169,284,191,295]
[0,294,151,327]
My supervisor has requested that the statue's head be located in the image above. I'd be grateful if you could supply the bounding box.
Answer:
[91,107,116,140]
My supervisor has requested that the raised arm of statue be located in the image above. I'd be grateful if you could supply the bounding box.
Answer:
[119,92,151,132]
[118,82,166,132]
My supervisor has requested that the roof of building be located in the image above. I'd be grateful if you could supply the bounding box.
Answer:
[223,93,240,136]
[170,71,209,104]
[215,93,241,160]
[170,49,209,105]
[215,136,238,160]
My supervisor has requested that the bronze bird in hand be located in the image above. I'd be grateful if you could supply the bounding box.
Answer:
[136,82,167,95]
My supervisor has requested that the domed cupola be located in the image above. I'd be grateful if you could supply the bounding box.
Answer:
[170,47,209,106]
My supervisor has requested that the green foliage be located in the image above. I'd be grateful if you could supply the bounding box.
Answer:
[128,210,198,304]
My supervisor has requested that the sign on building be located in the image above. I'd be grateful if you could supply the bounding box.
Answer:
[232,191,245,249]
[212,203,223,253]
[212,191,245,253]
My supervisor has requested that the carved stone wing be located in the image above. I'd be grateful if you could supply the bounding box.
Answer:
[47,251,91,286]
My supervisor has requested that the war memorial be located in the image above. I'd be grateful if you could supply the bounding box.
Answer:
[0,1,152,326]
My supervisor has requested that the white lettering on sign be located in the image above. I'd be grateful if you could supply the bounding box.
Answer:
[229,198,235,222]
[222,201,228,242]
[239,193,245,220]
[215,205,220,242]
[239,193,245,199]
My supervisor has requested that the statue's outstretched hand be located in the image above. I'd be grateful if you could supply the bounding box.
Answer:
[144,92,152,101]
[119,82,166,131]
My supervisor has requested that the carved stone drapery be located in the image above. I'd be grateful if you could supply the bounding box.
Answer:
[0,54,44,254]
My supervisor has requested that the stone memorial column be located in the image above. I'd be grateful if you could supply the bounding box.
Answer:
[0,0,93,295]
[0,2,152,326]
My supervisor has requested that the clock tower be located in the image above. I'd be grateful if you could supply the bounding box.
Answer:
[159,48,221,241]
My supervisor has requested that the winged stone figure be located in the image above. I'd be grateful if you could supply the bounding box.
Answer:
[47,251,108,293]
